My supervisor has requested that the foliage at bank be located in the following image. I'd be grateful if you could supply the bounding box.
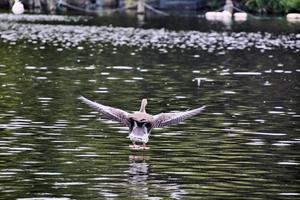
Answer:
[208,0,300,15]
[239,0,300,15]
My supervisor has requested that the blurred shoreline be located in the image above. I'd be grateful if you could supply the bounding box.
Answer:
[1,0,299,16]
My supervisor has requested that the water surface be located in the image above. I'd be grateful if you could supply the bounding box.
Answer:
[0,14,299,200]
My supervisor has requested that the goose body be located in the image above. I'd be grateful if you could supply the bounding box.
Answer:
[234,12,247,21]
[12,0,24,15]
[79,96,206,148]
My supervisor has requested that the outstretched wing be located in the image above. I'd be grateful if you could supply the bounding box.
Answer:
[153,106,206,128]
[79,96,131,127]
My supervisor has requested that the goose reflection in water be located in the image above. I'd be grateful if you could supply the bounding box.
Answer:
[127,155,187,199]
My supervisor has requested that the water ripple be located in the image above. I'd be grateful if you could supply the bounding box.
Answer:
[0,13,86,22]
[0,22,299,52]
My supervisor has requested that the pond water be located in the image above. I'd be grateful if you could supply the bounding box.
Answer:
[0,13,299,199]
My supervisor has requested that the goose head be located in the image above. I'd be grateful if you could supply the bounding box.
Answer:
[139,98,147,112]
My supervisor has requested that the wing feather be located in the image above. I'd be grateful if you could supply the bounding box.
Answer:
[79,96,130,127]
[153,106,206,128]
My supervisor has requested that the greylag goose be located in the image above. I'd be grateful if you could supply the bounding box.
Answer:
[79,96,206,149]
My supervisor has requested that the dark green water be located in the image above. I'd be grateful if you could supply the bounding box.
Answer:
[0,14,299,199]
